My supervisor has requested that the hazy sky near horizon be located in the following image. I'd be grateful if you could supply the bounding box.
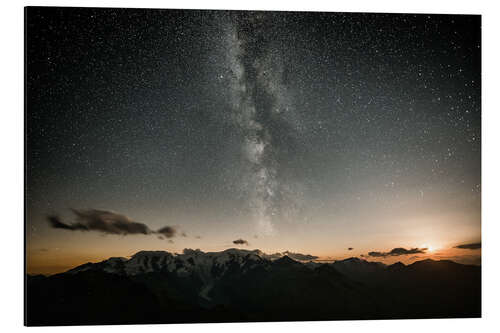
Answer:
[26,8,481,274]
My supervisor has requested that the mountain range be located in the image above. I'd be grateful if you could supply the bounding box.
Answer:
[26,248,481,326]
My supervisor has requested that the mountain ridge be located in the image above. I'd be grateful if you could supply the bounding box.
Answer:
[26,248,481,325]
[42,248,479,279]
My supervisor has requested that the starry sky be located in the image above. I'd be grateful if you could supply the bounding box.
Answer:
[26,7,481,274]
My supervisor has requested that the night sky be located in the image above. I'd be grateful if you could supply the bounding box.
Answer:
[26,7,481,274]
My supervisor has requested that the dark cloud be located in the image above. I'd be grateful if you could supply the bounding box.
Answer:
[48,215,89,231]
[157,226,176,238]
[283,251,318,261]
[455,243,481,250]
[367,247,427,258]
[233,238,249,246]
[48,209,178,239]
[348,247,353,251]
[71,209,151,235]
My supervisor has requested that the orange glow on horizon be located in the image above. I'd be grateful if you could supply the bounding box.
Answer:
[27,239,481,276]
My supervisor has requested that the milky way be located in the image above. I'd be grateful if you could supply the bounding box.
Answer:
[222,13,305,235]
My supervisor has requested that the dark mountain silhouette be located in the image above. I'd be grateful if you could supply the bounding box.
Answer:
[25,249,481,326]
[387,261,406,272]
[329,257,386,283]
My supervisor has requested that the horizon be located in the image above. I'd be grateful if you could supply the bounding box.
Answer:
[27,243,481,276]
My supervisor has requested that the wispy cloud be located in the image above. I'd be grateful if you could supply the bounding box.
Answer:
[455,243,481,250]
[367,247,427,258]
[263,251,318,261]
[282,251,318,261]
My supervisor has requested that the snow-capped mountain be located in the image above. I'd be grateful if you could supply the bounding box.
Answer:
[68,248,270,277]
[64,248,327,302]
[66,248,279,299]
